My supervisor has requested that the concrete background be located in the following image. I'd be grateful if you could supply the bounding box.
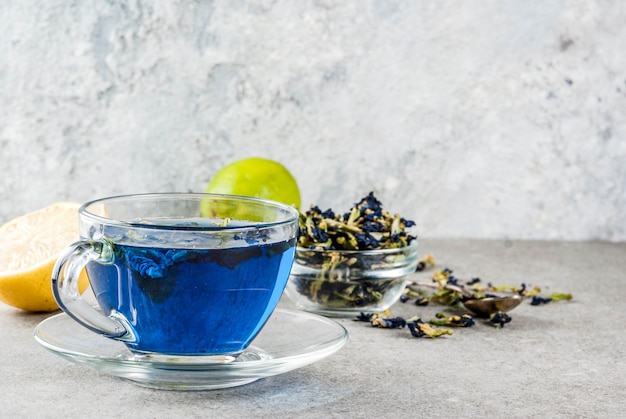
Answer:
[1,1,625,241]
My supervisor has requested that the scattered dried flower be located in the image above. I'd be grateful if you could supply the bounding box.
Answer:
[489,312,512,328]
[429,312,475,328]
[415,254,436,272]
[407,317,453,338]
[371,317,407,329]
[530,292,573,306]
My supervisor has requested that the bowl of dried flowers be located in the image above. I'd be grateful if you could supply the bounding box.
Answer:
[284,192,418,317]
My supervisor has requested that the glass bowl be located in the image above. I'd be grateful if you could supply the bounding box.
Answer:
[285,241,418,317]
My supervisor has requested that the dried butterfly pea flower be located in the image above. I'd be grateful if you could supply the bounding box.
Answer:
[355,312,375,322]
[414,297,430,306]
[530,296,552,305]
[429,313,475,328]
[354,310,392,323]
[407,317,453,338]
[371,316,407,329]
[401,286,427,300]
[466,277,481,286]
[429,289,463,307]
[298,192,417,251]
[415,254,436,272]
[488,311,512,328]
[530,292,572,306]
[432,268,454,288]
[549,292,573,302]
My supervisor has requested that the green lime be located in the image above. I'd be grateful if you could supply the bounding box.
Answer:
[205,157,301,209]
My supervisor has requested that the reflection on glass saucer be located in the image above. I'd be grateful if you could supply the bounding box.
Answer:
[34,308,348,390]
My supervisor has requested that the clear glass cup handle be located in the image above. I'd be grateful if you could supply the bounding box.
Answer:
[52,240,131,340]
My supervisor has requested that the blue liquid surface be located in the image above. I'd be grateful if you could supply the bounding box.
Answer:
[87,240,295,355]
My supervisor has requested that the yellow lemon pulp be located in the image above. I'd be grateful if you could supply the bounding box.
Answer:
[0,202,89,312]
[205,157,301,210]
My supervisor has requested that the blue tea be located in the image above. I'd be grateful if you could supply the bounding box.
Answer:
[86,239,296,355]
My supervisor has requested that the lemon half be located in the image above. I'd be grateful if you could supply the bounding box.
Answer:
[0,202,89,312]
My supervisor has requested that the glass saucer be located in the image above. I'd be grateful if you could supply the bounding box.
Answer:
[34,308,348,391]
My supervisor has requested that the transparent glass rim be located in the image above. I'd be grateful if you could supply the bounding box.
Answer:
[79,192,299,231]
[295,239,418,256]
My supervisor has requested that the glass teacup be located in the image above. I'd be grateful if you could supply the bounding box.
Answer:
[52,193,299,361]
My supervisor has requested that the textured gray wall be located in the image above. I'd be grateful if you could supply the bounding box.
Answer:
[1,1,625,241]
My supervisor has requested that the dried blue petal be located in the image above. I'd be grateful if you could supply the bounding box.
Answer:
[361,220,385,232]
[489,311,512,327]
[308,205,323,215]
[447,276,460,286]
[407,318,453,338]
[458,315,475,327]
[530,296,553,305]
[355,232,380,249]
[355,191,383,213]
[408,321,425,338]
[403,219,416,228]
[430,313,475,328]
[321,209,335,219]
[415,254,436,272]
[372,317,407,328]
[355,312,374,322]
[126,249,171,278]
[414,297,430,306]
[310,227,329,243]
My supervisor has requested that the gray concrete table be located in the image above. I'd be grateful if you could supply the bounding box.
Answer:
[1,239,624,418]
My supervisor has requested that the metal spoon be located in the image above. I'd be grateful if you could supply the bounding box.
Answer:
[462,295,523,318]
